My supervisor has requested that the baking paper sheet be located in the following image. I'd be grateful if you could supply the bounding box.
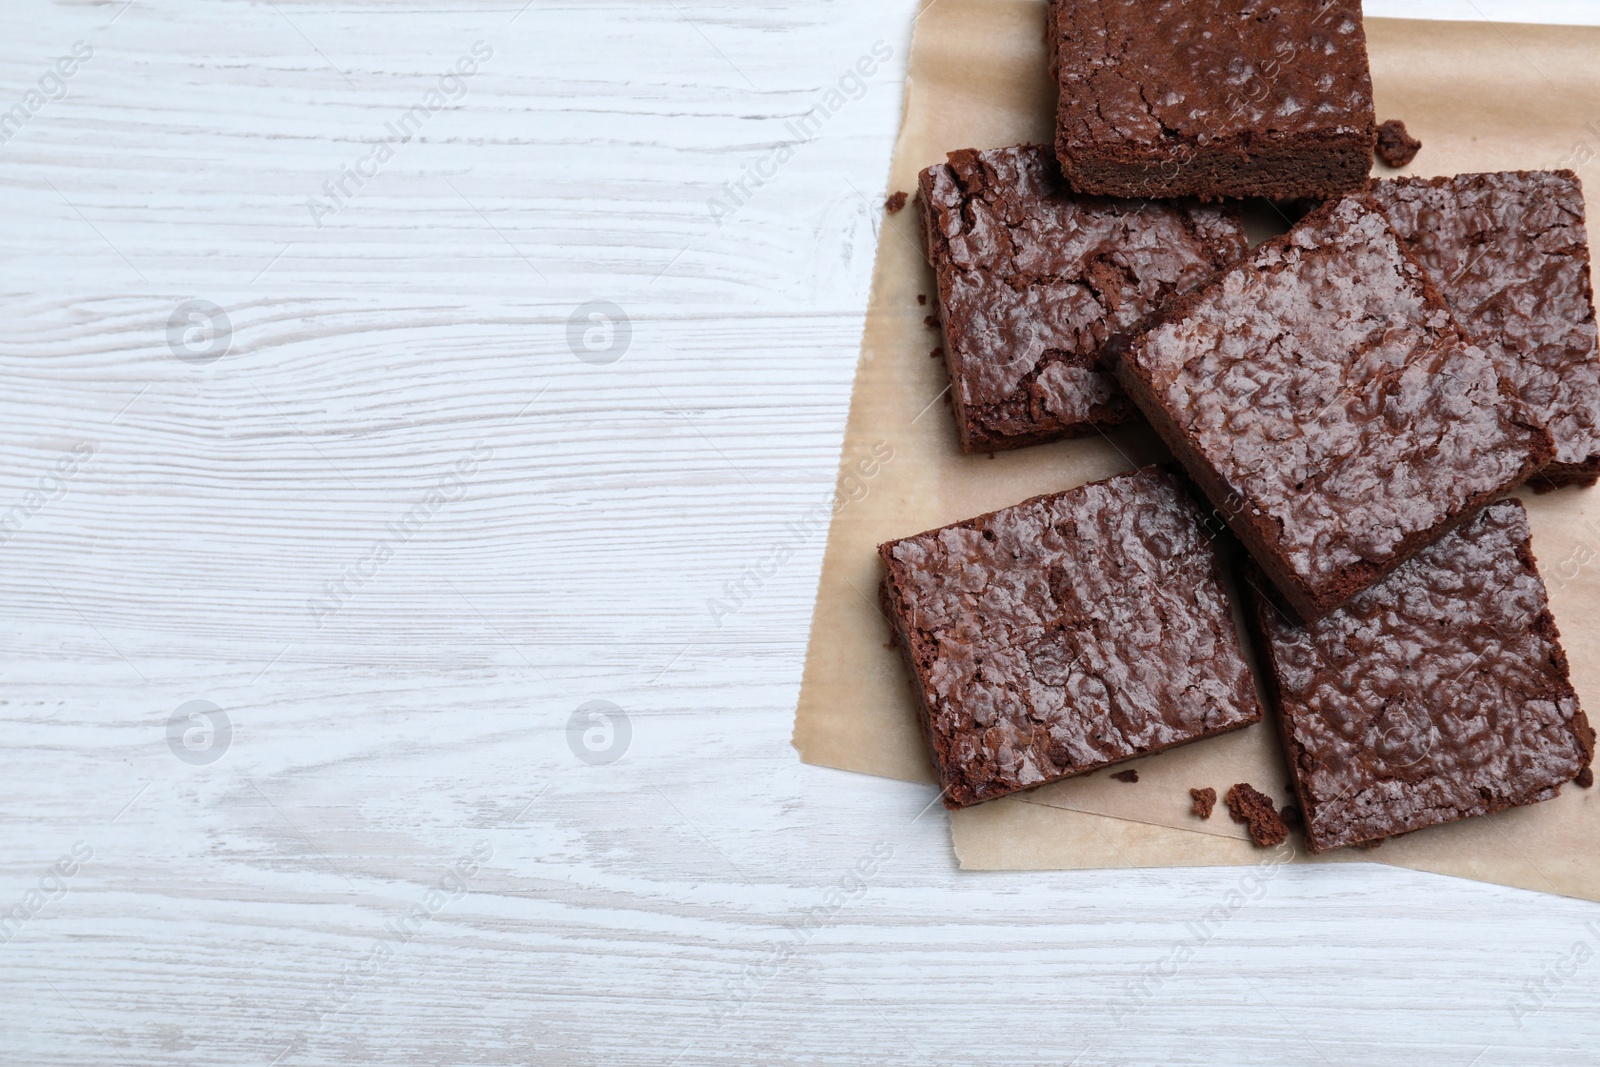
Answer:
[793,0,1600,899]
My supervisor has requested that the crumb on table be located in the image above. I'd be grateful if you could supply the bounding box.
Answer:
[1376,119,1421,167]
[1111,769,1139,783]
[1189,787,1216,820]
[885,190,908,213]
[1225,783,1288,847]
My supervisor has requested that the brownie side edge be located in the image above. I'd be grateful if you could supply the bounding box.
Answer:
[916,162,978,455]
[1240,566,1335,852]
[1538,456,1600,490]
[877,561,966,806]
[1516,526,1598,775]
[1059,134,1376,201]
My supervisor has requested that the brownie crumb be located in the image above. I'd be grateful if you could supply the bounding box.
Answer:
[924,314,939,330]
[930,345,944,361]
[1111,769,1139,783]
[1579,766,1594,788]
[885,190,908,213]
[1226,783,1289,847]
[1279,804,1302,830]
[1190,787,1216,820]
[917,293,927,306]
[1375,120,1421,168]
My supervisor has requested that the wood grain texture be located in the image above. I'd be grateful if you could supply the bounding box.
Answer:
[1,0,1599,1063]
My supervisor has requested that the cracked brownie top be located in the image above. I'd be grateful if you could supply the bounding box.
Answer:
[918,143,1246,452]
[878,466,1262,808]
[1114,193,1553,619]
[1046,0,1376,199]
[1250,500,1595,852]
[1049,0,1375,151]
[1371,170,1600,486]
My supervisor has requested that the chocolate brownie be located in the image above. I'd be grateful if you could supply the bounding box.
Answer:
[918,144,1248,452]
[1371,171,1600,487]
[1046,0,1376,200]
[1374,120,1421,168]
[1247,501,1596,853]
[878,467,1262,808]
[1225,783,1288,847]
[1112,194,1554,619]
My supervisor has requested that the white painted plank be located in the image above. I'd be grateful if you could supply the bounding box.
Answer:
[1,0,1599,1064]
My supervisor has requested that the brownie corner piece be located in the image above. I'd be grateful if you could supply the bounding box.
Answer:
[1112,192,1554,619]
[1247,500,1596,853]
[1046,0,1376,199]
[917,143,1247,453]
[1370,170,1600,488]
[877,466,1262,808]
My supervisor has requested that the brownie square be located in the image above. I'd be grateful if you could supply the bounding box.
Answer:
[878,466,1262,808]
[1112,193,1554,620]
[1046,0,1377,200]
[918,144,1248,453]
[1247,500,1595,852]
[1371,171,1600,487]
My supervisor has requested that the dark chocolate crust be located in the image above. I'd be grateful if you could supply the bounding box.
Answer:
[917,144,1248,453]
[1246,501,1596,853]
[878,467,1263,808]
[1046,0,1377,200]
[1112,193,1554,620]
[1370,171,1600,488]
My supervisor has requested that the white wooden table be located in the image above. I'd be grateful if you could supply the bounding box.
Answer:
[3,1,1599,1063]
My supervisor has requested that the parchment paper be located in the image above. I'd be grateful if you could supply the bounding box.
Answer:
[793,0,1600,899]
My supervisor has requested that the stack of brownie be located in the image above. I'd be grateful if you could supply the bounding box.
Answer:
[879,0,1599,853]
